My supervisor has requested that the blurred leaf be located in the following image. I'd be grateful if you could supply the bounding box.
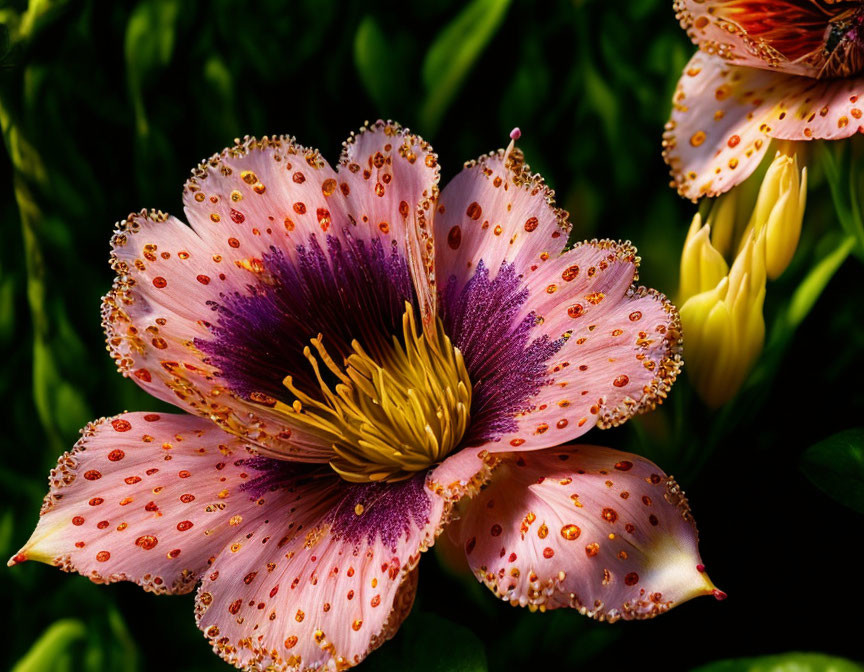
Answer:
[369,612,487,672]
[0,508,14,558]
[0,20,10,59]
[124,0,179,138]
[487,609,618,669]
[498,36,549,127]
[0,271,15,344]
[819,142,864,261]
[18,0,69,42]
[583,64,617,139]
[105,607,141,672]
[692,652,864,672]
[201,55,238,137]
[800,429,864,515]
[11,619,86,672]
[748,232,854,397]
[354,16,394,115]
[786,235,855,330]
[420,0,510,134]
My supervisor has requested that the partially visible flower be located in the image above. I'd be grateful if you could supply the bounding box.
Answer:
[10,122,720,671]
[664,0,863,200]
[680,214,767,407]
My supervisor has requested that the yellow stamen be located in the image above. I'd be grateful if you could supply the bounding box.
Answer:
[274,303,472,483]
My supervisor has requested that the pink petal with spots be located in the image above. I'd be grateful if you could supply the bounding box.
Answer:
[433,153,679,451]
[339,120,440,324]
[458,445,719,621]
[674,0,841,78]
[434,149,569,293]
[9,413,259,594]
[427,446,499,502]
[104,210,334,461]
[194,468,448,671]
[182,136,343,267]
[184,129,437,302]
[493,241,681,452]
[106,124,441,461]
[664,52,864,199]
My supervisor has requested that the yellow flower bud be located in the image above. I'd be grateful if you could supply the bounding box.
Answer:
[680,230,767,407]
[678,213,729,303]
[677,144,806,407]
[740,149,807,280]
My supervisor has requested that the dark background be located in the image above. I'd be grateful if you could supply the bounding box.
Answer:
[1,0,862,669]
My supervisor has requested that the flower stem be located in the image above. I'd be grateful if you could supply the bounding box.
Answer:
[818,141,864,261]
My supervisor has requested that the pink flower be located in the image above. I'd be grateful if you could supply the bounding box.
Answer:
[11,121,720,671]
[664,0,864,200]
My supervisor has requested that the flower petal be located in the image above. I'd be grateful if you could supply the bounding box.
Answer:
[674,0,832,78]
[434,152,675,452]
[434,148,569,294]
[427,446,500,503]
[339,120,440,324]
[104,210,335,461]
[441,237,681,454]
[183,135,342,264]
[664,52,864,199]
[495,242,681,451]
[195,462,448,671]
[457,445,719,621]
[9,413,259,594]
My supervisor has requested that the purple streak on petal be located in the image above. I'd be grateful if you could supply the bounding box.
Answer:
[195,233,414,401]
[442,261,562,444]
[327,474,431,553]
[240,458,430,552]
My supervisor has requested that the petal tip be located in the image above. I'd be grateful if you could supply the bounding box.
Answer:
[7,552,27,567]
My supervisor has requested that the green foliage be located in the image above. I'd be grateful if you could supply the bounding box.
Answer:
[354,16,399,116]
[11,619,86,672]
[693,653,864,672]
[800,429,864,515]
[420,0,511,134]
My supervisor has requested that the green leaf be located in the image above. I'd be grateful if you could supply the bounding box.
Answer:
[819,142,864,261]
[105,608,141,672]
[786,235,855,330]
[692,652,863,672]
[11,619,86,672]
[420,0,511,134]
[202,55,239,137]
[800,429,864,515]
[125,0,180,138]
[354,16,394,115]
[749,233,854,393]
[368,612,487,672]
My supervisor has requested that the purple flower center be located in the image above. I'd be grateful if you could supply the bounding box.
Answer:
[239,457,430,552]
[196,233,414,402]
[441,261,563,445]
[198,239,560,479]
